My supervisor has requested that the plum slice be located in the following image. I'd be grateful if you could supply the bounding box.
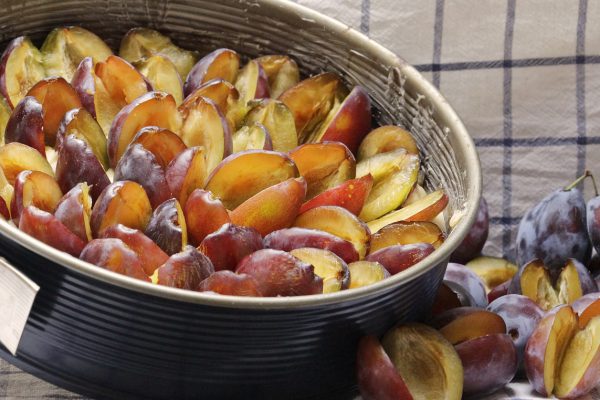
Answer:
[0,36,45,108]
[358,125,419,161]
[41,26,112,82]
[119,28,198,80]
[205,150,298,210]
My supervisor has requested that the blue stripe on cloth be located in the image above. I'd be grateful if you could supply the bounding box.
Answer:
[414,54,600,72]
[502,0,516,259]
[432,0,444,88]
[475,136,600,147]
[576,0,588,177]
[360,0,370,35]
[490,216,521,225]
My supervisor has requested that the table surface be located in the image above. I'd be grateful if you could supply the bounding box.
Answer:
[2,0,600,398]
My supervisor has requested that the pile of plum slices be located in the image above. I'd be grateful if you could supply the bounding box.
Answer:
[0,26,449,297]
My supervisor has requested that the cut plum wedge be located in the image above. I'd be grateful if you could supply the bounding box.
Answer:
[55,134,110,202]
[178,95,232,174]
[71,57,97,117]
[197,271,263,297]
[26,77,82,145]
[264,227,358,264]
[90,180,152,237]
[255,55,300,98]
[108,91,181,167]
[279,72,347,143]
[94,55,151,134]
[229,60,270,127]
[56,107,109,170]
[433,307,507,345]
[184,48,240,97]
[145,198,187,255]
[131,126,187,169]
[114,143,172,209]
[306,86,372,155]
[358,125,419,161]
[367,189,449,233]
[101,224,169,276]
[119,28,198,79]
[232,123,272,152]
[0,36,46,108]
[358,151,420,222]
[289,141,355,199]
[466,256,518,291]
[20,205,86,257]
[243,99,297,151]
[41,26,112,82]
[290,248,350,293]
[525,305,579,397]
[357,336,414,400]
[5,96,45,156]
[299,174,373,216]
[135,55,183,105]
[153,246,213,290]
[369,221,445,254]
[554,316,600,398]
[199,223,263,272]
[80,238,149,281]
[0,142,54,184]
[230,177,306,236]
[205,150,298,210]
[182,79,239,122]
[516,258,596,311]
[348,261,389,289]
[365,243,434,275]
[166,146,208,207]
[11,170,62,223]
[380,323,463,400]
[55,183,93,243]
[184,189,231,245]
[294,205,370,259]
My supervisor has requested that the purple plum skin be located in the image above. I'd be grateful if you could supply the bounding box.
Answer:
[487,294,545,371]
[444,262,488,308]
[451,197,489,264]
[516,188,590,271]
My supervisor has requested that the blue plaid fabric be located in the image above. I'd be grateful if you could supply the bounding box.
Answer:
[3,0,600,398]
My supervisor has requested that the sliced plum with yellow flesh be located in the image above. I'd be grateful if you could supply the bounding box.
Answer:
[26,77,82,145]
[307,86,371,155]
[108,91,181,168]
[11,170,62,223]
[243,98,297,152]
[41,26,112,82]
[54,182,93,243]
[90,180,152,237]
[357,149,420,222]
[178,95,232,174]
[135,55,184,105]
[56,107,109,170]
[0,142,54,184]
[205,150,298,210]
[119,27,198,79]
[184,48,240,97]
[279,72,346,143]
[255,55,300,98]
[0,36,45,108]
[288,141,355,199]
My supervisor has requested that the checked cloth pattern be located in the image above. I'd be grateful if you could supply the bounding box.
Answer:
[2,0,600,399]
